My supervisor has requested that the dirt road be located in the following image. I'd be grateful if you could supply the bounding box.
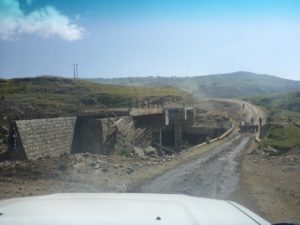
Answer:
[132,99,299,224]
[132,134,250,200]
[132,98,258,197]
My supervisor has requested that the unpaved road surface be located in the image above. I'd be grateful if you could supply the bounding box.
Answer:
[131,99,259,198]
[133,134,250,200]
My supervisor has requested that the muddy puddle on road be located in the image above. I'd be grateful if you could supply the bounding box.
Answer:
[131,134,250,200]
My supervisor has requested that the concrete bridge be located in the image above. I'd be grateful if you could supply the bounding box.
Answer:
[12,106,205,160]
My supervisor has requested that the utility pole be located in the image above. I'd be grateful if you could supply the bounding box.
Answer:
[73,63,76,79]
[76,64,79,78]
[73,63,79,78]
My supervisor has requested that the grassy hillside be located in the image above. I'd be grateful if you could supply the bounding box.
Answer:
[245,92,300,151]
[263,124,300,150]
[90,71,300,98]
[244,92,300,114]
[0,76,187,117]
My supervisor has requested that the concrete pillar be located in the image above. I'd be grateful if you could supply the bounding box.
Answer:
[174,122,182,152]
[165,110,169,126]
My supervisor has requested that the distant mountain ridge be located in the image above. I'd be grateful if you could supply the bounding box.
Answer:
[89,71,300,98]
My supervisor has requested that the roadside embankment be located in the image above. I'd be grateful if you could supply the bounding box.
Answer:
[238,141,300,223]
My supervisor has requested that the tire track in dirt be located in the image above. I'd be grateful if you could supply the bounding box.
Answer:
[133,133,250,199]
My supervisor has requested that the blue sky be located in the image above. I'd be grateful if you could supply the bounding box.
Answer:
[0,0,300,80]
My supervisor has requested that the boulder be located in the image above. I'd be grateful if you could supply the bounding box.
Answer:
[144,146,158,156]
[114,164,121,169]
[126,167,134,174]
[133,147,144,157]
[263,146,280,156]
[115,184,127,192]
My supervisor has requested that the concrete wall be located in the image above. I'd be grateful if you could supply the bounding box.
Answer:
[71,116,119,155]
[182,126,226,145]
[16,117,76,160]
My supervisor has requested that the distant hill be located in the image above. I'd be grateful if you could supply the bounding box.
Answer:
[89,72,300,98]
[245,91,300,114]
[0,76,186,117]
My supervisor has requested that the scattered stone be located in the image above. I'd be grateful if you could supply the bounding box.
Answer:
[58,164,66,171]
[1,126,9,132]
[96,159,106,165]
[115,184,126,192]
[126,167,134,174]
[144,146,158,156]
[249,149,258,155]
[133,147,144,158]
[263,146,280,156]
[114,164,120,169]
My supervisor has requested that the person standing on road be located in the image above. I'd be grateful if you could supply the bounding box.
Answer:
[251,117,254,125]
[9,127,19,163]
[259,117,262,127]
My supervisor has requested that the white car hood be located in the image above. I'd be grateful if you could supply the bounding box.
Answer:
[0,193,270,225]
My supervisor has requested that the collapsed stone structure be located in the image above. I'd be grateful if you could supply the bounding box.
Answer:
[12,106,228,161]
[71,115,152,155]
[13,109,156,160]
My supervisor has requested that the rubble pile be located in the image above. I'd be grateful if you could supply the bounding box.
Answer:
[0,147,187,199]
[250,145,299,171]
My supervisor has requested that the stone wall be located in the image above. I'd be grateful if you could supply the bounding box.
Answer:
[16,117,76,160]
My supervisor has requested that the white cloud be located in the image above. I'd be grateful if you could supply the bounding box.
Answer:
[0,0,85,41]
